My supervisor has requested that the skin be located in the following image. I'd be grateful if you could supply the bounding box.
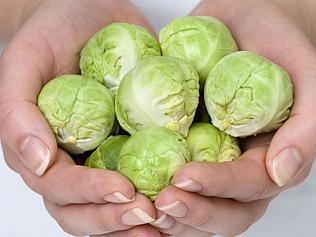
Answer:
[0,0,316,236]
[0,0,159,236]
[153,0,316,236]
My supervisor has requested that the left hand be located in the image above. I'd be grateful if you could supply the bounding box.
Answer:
[151,0,316,236]
[0,1,159,236]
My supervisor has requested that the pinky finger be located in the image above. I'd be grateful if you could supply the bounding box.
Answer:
[91,225,161,237]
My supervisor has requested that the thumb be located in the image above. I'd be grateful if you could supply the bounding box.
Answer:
[265,43,316,187]
[266,108,316,187]
[0,40,57,176]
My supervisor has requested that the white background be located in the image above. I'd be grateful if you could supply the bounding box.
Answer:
[0,0,315,236]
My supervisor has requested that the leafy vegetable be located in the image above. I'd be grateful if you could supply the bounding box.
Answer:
[204,51,293,137]
[80,23,161,94]
[37,74,115,154]
[118,127,190,200]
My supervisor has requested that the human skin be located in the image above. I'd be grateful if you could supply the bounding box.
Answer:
[1,0,316,236]
[0,0,160,236]
[151,0,316,236]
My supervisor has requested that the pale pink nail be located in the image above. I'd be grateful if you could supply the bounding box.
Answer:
[121,208,155,225]
[157,200,188,218]
[174,179,203,192]
[271,148,303,187]
[19,136,50,176]
[104,192,135,203]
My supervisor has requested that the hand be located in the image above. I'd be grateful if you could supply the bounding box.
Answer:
[151,0,316,236]
[153,136,273,237]
[0,0,160,236]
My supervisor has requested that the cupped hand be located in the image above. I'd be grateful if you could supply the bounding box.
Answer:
[153,136,273,237]
[152,0,316,236]
[0,0,159,236]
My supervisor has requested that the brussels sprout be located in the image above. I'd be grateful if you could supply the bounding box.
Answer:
[80,23,161,94]
[115,56,199,137]
[37,75,115,154]
[84,135,129,170]
[186,123,240,163]
[118,127,190,201]
[204,51,293,137]
[160,16,238,87]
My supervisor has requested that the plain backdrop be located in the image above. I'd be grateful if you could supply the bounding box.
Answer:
[0,0,315,236]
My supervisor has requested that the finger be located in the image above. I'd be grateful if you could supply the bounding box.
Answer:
[44,194,156,236]
[3,144,135,205]
[0,38,58,176]
[173,145,281,201]
[266,113,316,187]
[91,225,161,237]
[0,101,57,176]
[151,211,213,237]
[155,186,270,236]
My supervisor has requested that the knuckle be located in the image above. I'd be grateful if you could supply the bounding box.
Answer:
[211,164,234,197]
[238,162,271,202]
[194,211,214,229]
[242,178,268,202]
[0,102,17,133]
[98,206,116,233]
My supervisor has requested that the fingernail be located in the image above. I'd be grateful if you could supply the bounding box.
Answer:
[174,179,203,192]
[104,192,135,203]
[271,148,303,187]
[19,136,50,176]
[151,213,175,229]
[157,200,188,218]
[121,208,155,225]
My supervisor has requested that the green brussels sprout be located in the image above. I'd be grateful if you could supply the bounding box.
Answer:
[159,16,238,87]
[115,56,199,137]
[84,135,129,170]
[186,123,240,163]
[118,127,190,201]
[80,23,161,94]
[204,51,293,137]
[37,75,115,154]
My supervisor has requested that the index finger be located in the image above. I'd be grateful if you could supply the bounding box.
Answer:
[3,144,135,205]
[172,145,280,202]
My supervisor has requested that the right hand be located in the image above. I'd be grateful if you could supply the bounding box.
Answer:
[0,0,159,236]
